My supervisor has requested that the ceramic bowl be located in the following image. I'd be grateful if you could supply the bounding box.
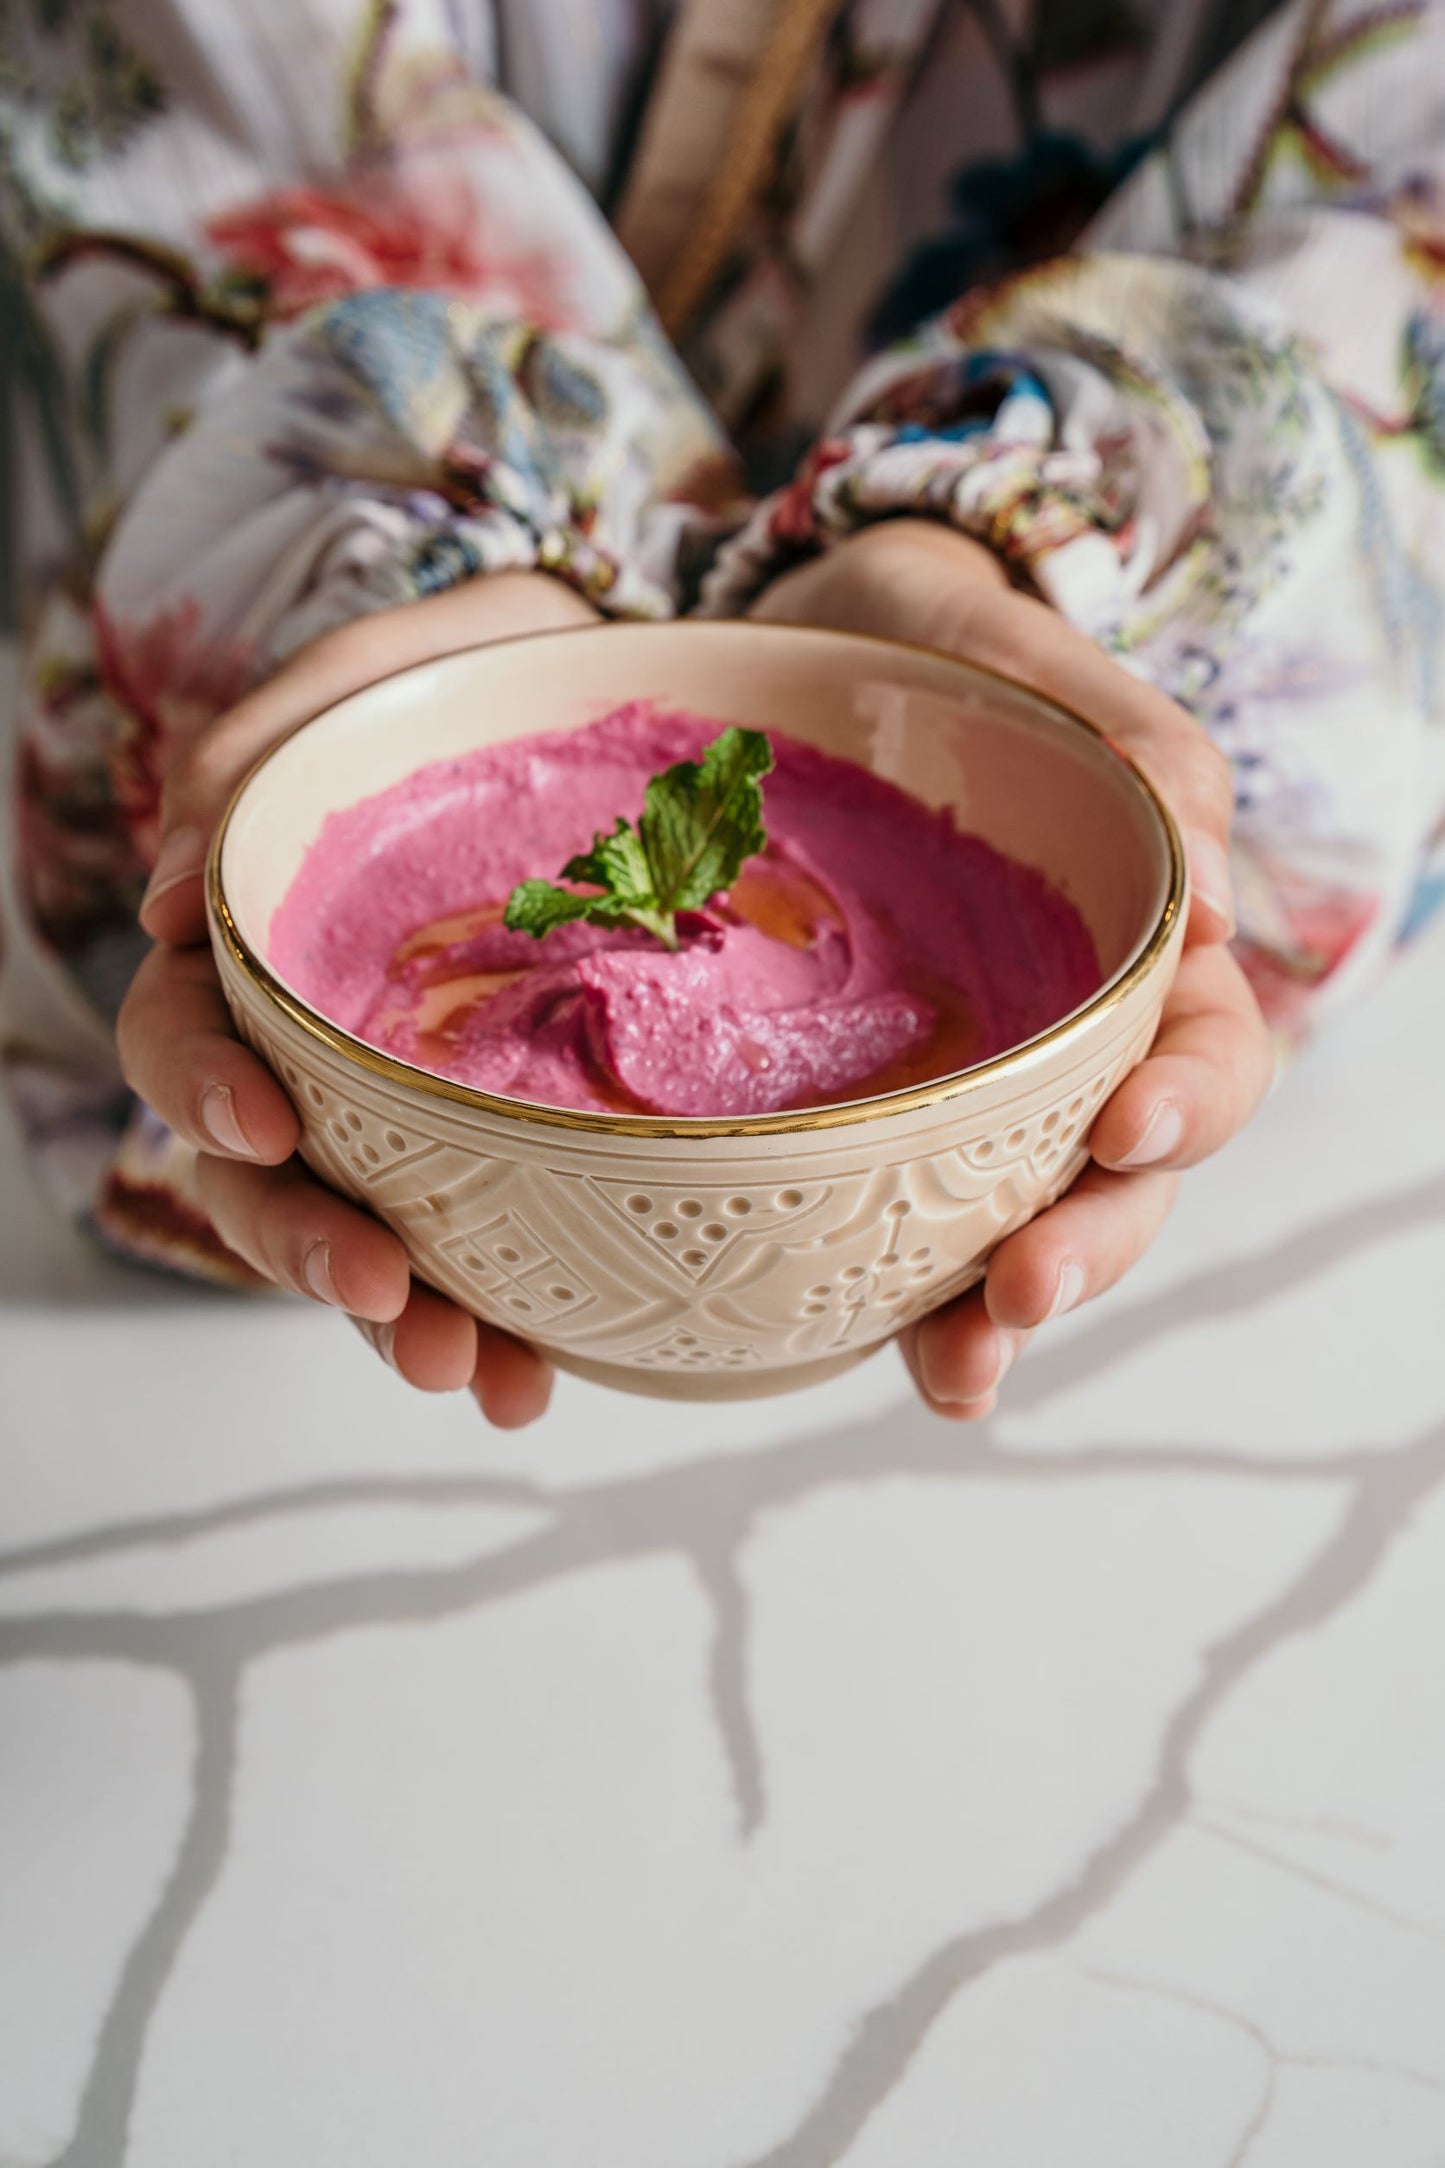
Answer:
[208,620,1185,1399]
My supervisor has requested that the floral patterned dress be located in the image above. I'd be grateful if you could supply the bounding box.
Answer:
[4,0,1445,1279]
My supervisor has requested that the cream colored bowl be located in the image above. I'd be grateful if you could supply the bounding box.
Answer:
[208,620,1185,1399]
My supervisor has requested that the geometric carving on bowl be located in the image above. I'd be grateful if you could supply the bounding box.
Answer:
[630,1324,760,1375]
[216,970,1176,1396]
[957,1055,1120,1183]
[435,1205,602,1328]
[587,1175,832,1282]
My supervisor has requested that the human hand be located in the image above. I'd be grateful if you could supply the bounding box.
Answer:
[752,518,1272,1417]
[117,573,597,1426]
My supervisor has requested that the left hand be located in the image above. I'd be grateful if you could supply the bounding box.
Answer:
[120,572,595,1428]
[752,518,1273,1418]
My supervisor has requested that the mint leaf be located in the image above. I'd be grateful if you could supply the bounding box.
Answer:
[640,727,772,914]
[503,727,774,951]
[501,879,598,939]
[561,819,655,906]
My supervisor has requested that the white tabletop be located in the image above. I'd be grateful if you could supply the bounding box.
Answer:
[4,709,1445,2164]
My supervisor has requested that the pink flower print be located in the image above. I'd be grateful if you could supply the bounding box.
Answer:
[206,171,571,328]
[93,600,254,861]
[1237,880,1380,1043]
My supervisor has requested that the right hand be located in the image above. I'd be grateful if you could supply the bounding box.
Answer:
[752,519,1271,1419]
[116,572,599,1426]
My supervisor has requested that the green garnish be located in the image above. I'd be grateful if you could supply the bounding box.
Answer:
[504,727,774,953]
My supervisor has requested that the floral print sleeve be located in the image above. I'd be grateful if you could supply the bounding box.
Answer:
[703,0,1445,1051]
[2,12,732,1277]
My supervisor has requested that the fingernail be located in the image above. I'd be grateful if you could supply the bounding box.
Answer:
[918,1333,956,1406]
[141,827,207,916]
[198,1082,260,1159]
[1046,1258,1087,1320]
[367,1320,399,1366]
[921,1324,1017,1405]
[942,1390,997,1422]
[303,1240,344,1308]
[1114,1099,1184,1169]
[990,1330,1019,1389]
[350,1315,399,1364]
[1187,834,1236,937]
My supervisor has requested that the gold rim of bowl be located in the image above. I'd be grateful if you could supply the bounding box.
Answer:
[208,618,1188,1139]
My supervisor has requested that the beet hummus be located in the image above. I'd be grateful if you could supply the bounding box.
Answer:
[269,704,1100,1117]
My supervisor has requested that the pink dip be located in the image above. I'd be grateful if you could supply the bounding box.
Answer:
[269,705,1101,1118]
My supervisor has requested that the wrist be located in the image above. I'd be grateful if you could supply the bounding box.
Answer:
[751,518,1009,642]
[840,519,1008,588]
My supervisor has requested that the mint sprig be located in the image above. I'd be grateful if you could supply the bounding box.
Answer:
[504,727,774,952]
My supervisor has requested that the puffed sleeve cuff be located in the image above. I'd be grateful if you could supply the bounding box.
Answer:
[697,330,1205,625]
[699,252,1445,1058]
[95,288,737,865]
